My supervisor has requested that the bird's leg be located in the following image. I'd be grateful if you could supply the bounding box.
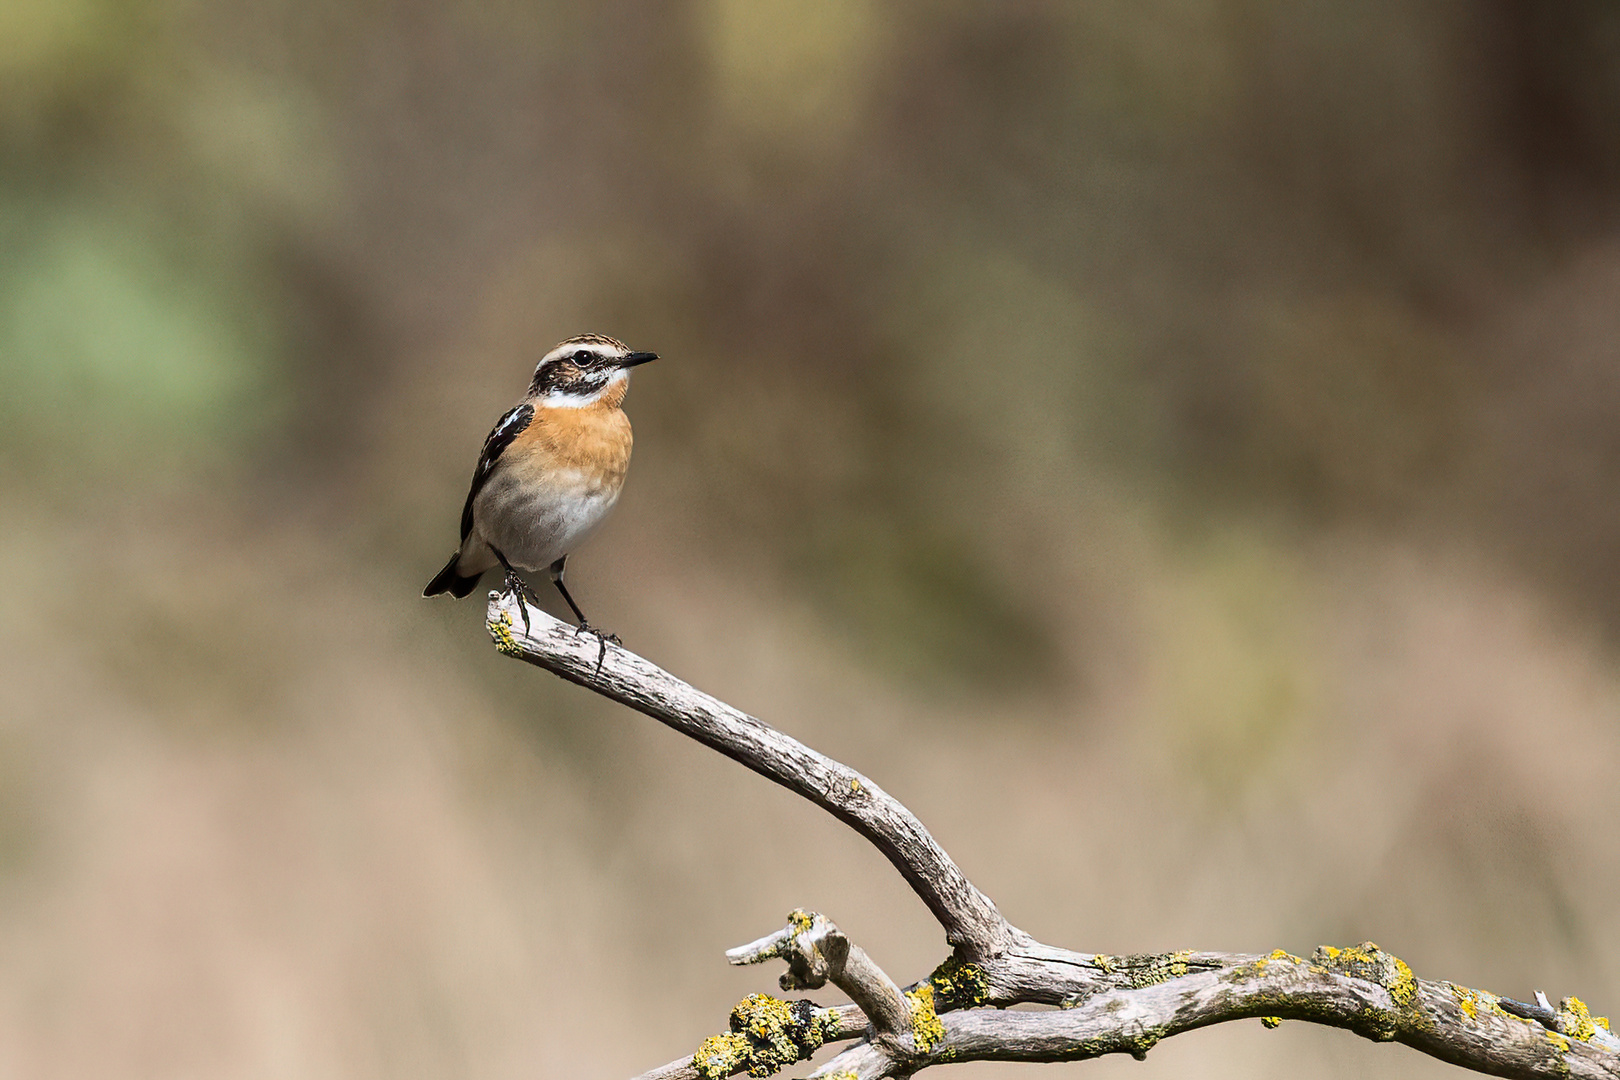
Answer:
[547,556,589,624]
[549,557,619,671]
[491,548,537,637]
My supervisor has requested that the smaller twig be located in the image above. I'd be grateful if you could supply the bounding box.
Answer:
[730,911,911,1039]
[1498,992,1620,1056]
[1502,993,1559,1029]
[635,1059,699,1080]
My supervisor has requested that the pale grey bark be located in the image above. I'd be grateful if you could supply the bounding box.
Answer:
[485,592,1620,1080]
[485,591,1016,958]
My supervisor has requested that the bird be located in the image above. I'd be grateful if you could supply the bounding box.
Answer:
[423,333,657,646]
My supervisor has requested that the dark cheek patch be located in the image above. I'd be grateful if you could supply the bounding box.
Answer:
[530,362,579,395]
[533,362,610,399]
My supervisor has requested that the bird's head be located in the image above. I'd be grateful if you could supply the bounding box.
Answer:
[528,334,658,407]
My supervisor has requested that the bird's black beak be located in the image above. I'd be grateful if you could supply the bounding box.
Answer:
[619,351,659,368]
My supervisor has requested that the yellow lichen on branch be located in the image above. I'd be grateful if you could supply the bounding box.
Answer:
[928,956,990,1011]
[693,1033,750,1080]
[1125,950,1193,989]
[691,993,833,1079]
[487,608,523,656]
[1312,943,1417,1009]
[907,984,946,1054]
[1558,997,1609,1043]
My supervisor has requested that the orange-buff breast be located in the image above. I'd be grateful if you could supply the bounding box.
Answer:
[514,400,634,496]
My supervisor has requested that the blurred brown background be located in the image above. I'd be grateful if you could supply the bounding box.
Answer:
[4,2,1620,1077]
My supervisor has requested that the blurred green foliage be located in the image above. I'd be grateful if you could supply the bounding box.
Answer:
[0,203,280,474]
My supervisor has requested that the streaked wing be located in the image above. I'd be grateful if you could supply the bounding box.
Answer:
[459,403,534,542]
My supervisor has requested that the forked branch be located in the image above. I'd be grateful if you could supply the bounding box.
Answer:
[485,592,1620,1080]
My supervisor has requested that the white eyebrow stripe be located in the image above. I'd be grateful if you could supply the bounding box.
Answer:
[536,343,626,368]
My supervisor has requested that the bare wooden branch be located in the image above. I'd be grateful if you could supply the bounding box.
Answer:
[922,952,1618,1079]
[924,955,1620,1080]
[485,593,1620,1080]
[486,592,1018,958]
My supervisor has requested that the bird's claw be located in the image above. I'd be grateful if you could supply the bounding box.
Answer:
[573,622,620,674]
[501,570,537,636]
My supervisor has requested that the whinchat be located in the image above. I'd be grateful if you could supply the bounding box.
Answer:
[423,333,658,641]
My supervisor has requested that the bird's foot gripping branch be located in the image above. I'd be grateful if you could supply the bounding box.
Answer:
[485,591,1620,1080]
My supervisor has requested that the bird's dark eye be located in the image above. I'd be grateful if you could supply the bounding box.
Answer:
[573,349,594,365]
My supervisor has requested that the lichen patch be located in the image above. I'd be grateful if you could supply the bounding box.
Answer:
[1557,997,1605,1042]
[929,955,990,1011]
[1309,942,1422,1042]
[488,609,523,656]
[691,993,832,1079]
[693,1033,750,1080]
[1124,950,1193,989]
[906,984,946,1054]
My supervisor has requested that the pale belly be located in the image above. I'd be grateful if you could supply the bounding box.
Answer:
[472,469,622,571]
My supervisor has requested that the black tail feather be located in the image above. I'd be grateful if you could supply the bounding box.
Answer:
[423,552,486,599]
